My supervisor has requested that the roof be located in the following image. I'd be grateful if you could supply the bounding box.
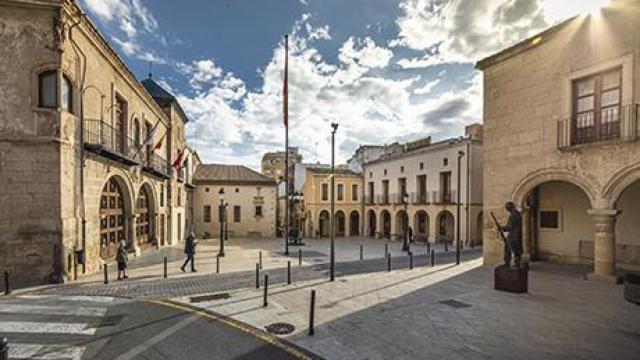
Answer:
[307,167,361,176]
[194,164,277,185]
[141,77,190,123]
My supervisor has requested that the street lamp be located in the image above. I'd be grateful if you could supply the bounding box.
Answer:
[330,122,338,282]
[456,150,465,265]
[218,188,225,257]
[402,192,410,251]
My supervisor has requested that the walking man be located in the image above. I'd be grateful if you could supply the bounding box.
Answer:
[181,231,197,272]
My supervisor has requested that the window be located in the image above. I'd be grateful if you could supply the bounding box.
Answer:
[234,205,241,222]
[383,169,387,176]
[440,172,452,202]
[160,185,164,207]
[419,162,424,170]
[235,188,240,193]
[205,187,210,192]
[321,183,329,201]
[400,166,404,173]
[204,205,212,223]
[337,184,344,201]
[61,75,72,112]
[38,71,57,108]
[133,120,141,149]
[572,68,622,145]
[369,172,373,178]
[255,205,263,217]
[443,158,448,166]
[398,178,407,199]
[539,210,561,230]
[382,180,389,203]
[351,184,358,201]
[177,186,182,206]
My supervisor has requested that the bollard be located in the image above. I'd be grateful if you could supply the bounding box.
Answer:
[263,274,269,307]
[256,263,260,289]
[216,254,220,274]
[360,244,363,261]
[445,241,449,252]
[409,251,413,270]
[387,253,391,272]
[298,249,302,266]
[0,337,8,360]
[103,263,109,285]
[163,257,168,279]
[73,253,78,281]
[259,251,263,270]
[308,290,316,336]
[3,271,10,296]
[287,261,292,285]
[385,243,388,258]
[431,249,435,267]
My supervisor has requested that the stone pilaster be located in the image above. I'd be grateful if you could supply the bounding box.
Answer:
[587,209,620,283]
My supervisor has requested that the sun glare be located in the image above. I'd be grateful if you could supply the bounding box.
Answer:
[543,0,611,23]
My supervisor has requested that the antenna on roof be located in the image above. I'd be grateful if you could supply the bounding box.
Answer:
[148,61,153,79]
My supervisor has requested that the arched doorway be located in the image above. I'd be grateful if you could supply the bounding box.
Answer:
[100,177,128,258]
[414,210,429,241]
[318,210,330,237]
[381,210,391,239]
[614,179,640,268]
[136,184,155,247]
[395,210,408,239]
[437,210,454,244]
[474,211,483,246]
[350,211,360,236]
[335,211,346,237]
[367,210,377,237]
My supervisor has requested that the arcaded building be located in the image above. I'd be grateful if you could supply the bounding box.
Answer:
[477,0,640,280]
[0,0,194,285]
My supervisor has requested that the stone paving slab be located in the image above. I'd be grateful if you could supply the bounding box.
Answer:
[171,259,640,360]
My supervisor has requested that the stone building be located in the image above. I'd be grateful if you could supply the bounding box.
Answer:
[193,164,277,239]
[0,0,192,285]
[261,147,302,181]
[476,0,640,280]
[299,167,364,238]
[363,125,483,245]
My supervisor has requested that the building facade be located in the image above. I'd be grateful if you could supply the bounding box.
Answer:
[477,0,640,280]
[193,164,277,239]
[299,168,364,238]
[0,0,192,285]
[261,147,302,181]
[347,143,404,173]
[363,125,483,245]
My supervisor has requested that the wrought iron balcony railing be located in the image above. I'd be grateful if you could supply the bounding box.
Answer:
[558,103,638,149]
[84,119,138,165]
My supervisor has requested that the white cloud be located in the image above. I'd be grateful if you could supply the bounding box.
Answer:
[178,60,225,90]
[413,78,441,94]
[338,37,394,69]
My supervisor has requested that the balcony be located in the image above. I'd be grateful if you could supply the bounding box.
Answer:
[411,192,429,205]
[431,190,457,204]
[143,153,170,179]
[558,103,638,149]
[83,119,139,165]
[365,194,375,205]
[177,168,185,182]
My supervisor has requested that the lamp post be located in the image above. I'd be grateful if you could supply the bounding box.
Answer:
[330,122,338,282]
[218,188,225,257]
[402,192,410,251]
[456,150,465,265]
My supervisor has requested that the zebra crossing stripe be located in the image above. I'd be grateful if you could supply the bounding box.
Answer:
[18,294,117,303]
[0,303,108,317]
[0,321,96,335]
[9,343,85,360]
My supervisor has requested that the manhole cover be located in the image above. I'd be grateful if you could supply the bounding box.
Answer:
[190,293,231,303]
[85,315,123,329]
[265,322,295,335]
[439,299,471,309]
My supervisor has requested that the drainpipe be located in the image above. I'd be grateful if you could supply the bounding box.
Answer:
[466,141,470,246]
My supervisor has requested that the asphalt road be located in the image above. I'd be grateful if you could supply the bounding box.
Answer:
[0,294,318,360]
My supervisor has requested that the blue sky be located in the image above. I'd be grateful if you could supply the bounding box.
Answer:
[79,0,610,169]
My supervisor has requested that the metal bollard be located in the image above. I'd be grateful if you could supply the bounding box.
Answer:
[256,263,260,289]
[263,274,269,307]
[308,290,316,336]
[259,251,263,270]
[409,251,413,270]
[298,249,302,266]
[360,244,363,261]
[387,253,391,272]
[385,243,388,258]
[431,249,435,267]
[4,271,10,296]
[163,257,168,278]
[216,254,220,274]
[103,264,109,284]
[0,337,8,360]
[287,261,292,285]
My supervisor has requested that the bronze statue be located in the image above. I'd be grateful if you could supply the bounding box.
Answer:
[491,202,523,268]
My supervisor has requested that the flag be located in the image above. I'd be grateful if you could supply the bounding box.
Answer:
[153,131,166,151]
[283,34,288,127]
[172,148,189,169]
[132,120,160,159]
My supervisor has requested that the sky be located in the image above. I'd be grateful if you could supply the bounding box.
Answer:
[79,0,611,169]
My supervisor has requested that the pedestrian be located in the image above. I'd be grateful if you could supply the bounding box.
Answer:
[408,226,414,243]
[181,231,197,272]
[116,239,128,280]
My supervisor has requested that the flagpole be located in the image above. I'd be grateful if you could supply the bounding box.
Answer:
[284,34,290,256]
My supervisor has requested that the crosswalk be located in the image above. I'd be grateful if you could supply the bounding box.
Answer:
[0,294,123,360]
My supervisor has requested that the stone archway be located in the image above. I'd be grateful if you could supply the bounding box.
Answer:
[414,210,429,241]
[335,210,346,237]
[367,209,377,237]
[436,210,454,244]
[395,210,408,239]
[380,210,391,239]
[611,178,640,268]
[136,183,156,247]
[99,176,133,259]
[510,169,597,209]
[350,210,360,236]
[318,210,330,237]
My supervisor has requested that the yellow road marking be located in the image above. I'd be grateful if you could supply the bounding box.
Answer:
[147,299,319,360]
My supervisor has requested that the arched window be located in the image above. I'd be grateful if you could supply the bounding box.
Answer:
[61,74,72,112]
[133,119,141,149]
[38,70,57,108]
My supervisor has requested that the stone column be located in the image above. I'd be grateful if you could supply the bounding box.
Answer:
[587,209,619,282]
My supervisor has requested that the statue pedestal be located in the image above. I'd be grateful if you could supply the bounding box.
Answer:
[494,265,528,293]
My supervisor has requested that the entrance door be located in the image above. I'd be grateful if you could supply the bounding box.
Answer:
[100,178,126,258]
